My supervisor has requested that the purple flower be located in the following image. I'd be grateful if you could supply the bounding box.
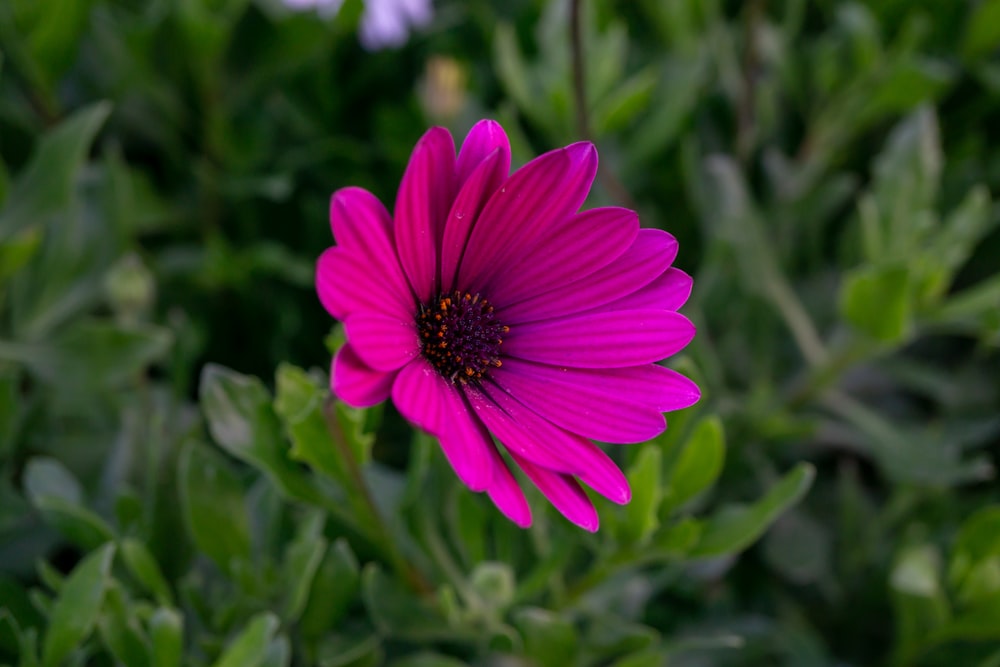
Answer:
[281,0,431,51]
[316,121,699,531]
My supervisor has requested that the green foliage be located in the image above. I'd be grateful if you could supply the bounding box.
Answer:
[1,1,999,666]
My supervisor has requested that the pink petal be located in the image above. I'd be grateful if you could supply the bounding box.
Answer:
[344,312,420,371]
[491,361,667,443]
[394,127,457,303]
[458,142,598,295]
[504,310,696,368]
[499,358,701,415]
[440,149,509,292]
[597,268,694,313]
[487,207,639,309]
[464,384,577,473]
[331,344,395,407]
[511,454,599,532]
[455,120,510,189]
[329,187,394,248]
[392,359,494,491]
[485,447,532,528]
[315,248,414,321]
[501,229,676,324]
[466,384,631,504]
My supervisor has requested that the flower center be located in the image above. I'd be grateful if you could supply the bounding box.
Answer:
[417,291,508,384]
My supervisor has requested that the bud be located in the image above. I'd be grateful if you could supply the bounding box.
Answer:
[104,253,155,321]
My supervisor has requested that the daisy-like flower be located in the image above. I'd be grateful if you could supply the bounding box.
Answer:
[316,121,699,531]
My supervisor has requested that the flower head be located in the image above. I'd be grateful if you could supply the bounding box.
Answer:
[316,121,699,531]
[282,0,431,51]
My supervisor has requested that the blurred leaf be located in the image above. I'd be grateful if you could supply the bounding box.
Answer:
[148,608,183,667]
[12,0,93,93]
[23,457,115,550]
[0,226,41,286]
[314,632,382,667]
[761,511,832,585]
[926,186,995,296]
[610,648,670,667]
[23,457,81,505]
[362,565,458,641]
[513,607,578,667]
[583,615,658,658]
[178,441,251,574]
[41,542,115,667]
[592,67,657,135]
[839,263,911,342]
[891,544,950,664]
[211,612,279,667]
[930,594,1000,644]
[962,0,1000,61]
[200,364,337,510]
[0,319,172,390]
[97,583,151,667]
[652,517,702,557]
[949,506,1000,604]
[120,538,173,607]
[688,464,815,558]
[0,102,111,240]
[388,653,467,667]
[664,416,726,513]
[0,364,19,459]
[627,55,706,163]
[281,511,327,623]
[618,445,662,545]
[299,539,360,638]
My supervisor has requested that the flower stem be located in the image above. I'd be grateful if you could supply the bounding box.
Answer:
[322,396,430,594]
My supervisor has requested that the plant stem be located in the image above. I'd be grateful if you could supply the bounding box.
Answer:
[322,396,430,594]
[568,0,640,210]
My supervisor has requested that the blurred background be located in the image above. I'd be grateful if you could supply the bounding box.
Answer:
[2,0,1000,665]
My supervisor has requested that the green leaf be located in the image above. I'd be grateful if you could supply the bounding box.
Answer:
[688,463,815,558]
[0,320,172,390]
[927,187,994,291]
[840,264,911,342]
[120,538,173,607]
[618,445,662,545]
[0,226,41,286]
[273,363,347,484]
[148,608,183,667]
[362,565,458,641]
[23,457,115,550]
[652,517,702,557]
[664,416,726,513]
[178,442,251,573]
[761,511,832,585]
[281,512,327,623]
[97,583,151,667]
[962,0,1000,61]
[513,608,579,667]
[41,543,115,667]
[0,102,111,240]
[199,364,335,510]
[299,539,360,638]
[891,544,950,663]
[211,613,280,667]
[23,457,82,505]
[949,506,1000,603]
